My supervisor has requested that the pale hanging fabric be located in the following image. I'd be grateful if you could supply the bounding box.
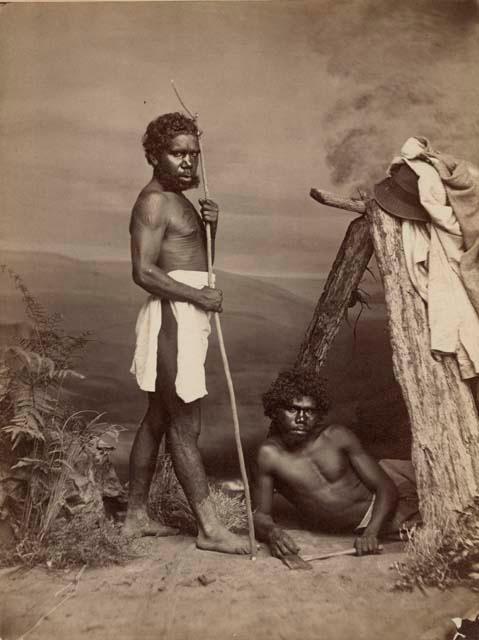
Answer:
[391,138,479,379]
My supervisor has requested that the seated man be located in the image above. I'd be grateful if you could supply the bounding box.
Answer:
[253,368,420,559]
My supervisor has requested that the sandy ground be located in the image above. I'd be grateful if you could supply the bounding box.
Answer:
[1,530,478,640]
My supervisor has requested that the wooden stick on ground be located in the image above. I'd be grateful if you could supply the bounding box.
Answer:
[171,81,256,559]
[302,547,356,562]
[302,545,383,563]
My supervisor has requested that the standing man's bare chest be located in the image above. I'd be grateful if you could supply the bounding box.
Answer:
[167,198,205,241]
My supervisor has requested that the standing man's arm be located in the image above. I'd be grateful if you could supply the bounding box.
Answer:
[335,426,399,555]
[130,193,222,312]
[253,444,300,559]
[199,198,219,264]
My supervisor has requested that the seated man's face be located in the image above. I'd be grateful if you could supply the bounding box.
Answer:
[276,395,320,448]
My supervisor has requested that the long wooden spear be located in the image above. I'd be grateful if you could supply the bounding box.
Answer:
[171,81,256,559]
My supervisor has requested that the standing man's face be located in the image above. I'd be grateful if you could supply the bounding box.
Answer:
[157,134,200,191]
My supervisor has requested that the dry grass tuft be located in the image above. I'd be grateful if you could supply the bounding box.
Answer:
[208,483,248,532]
[149,454,247,535]
[395,497,479,591]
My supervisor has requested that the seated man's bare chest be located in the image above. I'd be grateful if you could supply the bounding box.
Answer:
[274,442,347,492]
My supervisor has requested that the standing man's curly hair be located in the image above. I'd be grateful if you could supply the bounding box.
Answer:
[142,112,199,166]
[262,368,330,421]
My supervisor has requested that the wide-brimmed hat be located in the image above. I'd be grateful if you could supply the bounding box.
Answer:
[373,163,429,222]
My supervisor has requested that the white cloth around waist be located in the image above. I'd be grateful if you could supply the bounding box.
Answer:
[130,270,214,403]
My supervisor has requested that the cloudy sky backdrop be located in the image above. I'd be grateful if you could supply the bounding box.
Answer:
[1,0,478,276]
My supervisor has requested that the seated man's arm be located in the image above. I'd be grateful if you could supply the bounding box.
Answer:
[253,444,300,559]
[130,194,222,312]
[336,426,399,555]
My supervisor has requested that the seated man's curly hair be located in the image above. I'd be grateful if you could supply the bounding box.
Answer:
[142,112,199,166]
[262,368,330,420]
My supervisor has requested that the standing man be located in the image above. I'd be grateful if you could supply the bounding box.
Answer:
[125,112,248,554]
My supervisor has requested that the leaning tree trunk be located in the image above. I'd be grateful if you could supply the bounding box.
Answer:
[296,214,373,371]
[367,198,479,522]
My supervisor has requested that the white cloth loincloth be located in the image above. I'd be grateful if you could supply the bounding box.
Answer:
[356,496,376,531]
[130,270,213,403]
[355,460,420,532]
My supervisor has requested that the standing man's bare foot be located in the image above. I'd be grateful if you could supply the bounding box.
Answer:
[196,524,252,555]
[123,509,179,538]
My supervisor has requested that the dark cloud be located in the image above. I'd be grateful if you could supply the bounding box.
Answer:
[309,0,479,190]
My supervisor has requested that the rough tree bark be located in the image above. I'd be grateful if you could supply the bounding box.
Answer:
[296,214,373,372]
[366,198,479,521]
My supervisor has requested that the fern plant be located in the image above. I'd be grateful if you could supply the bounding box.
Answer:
[0,264,91,369]
[0,267,122,553]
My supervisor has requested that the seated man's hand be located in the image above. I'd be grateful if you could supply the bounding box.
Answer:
[268,527,300,559]
[354,531,381,556]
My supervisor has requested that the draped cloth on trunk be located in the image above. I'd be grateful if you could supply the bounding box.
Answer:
[390,137,479,379]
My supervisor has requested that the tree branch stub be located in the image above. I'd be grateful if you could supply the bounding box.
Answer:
[310,188,367,215]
